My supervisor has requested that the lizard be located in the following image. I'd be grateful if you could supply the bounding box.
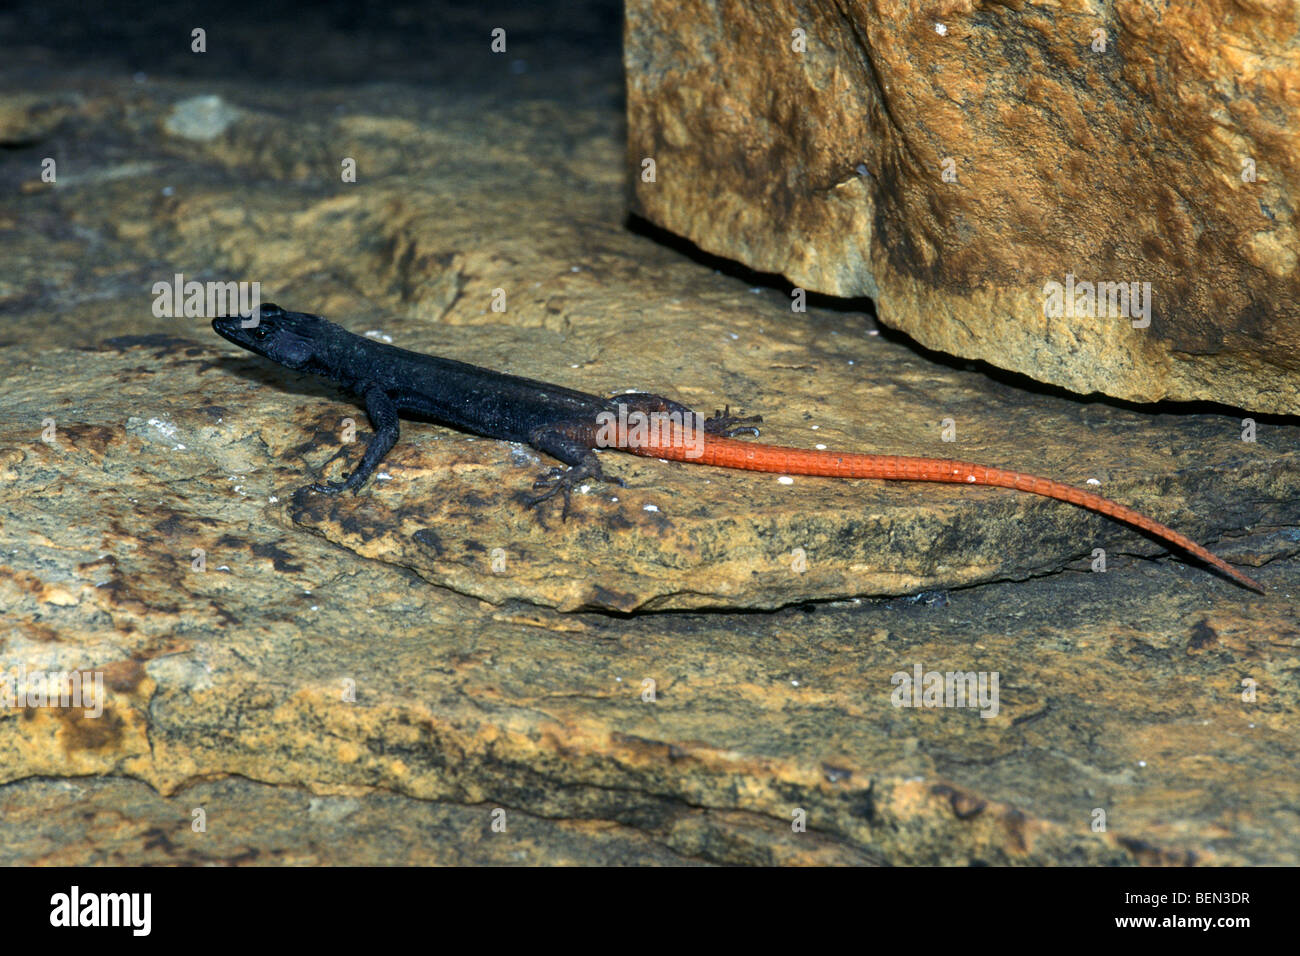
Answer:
[211,304,1264,593]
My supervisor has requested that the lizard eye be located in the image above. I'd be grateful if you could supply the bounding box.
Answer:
[247,303,283,337]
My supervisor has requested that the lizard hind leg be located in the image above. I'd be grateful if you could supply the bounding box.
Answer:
[524,424,624,521]
[609,392,762,439]
[525,453,623,521]
[705,405,763,438]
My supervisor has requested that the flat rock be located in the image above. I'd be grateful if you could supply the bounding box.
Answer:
[2,2,1298,866]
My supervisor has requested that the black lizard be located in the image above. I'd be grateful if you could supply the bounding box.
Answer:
[210,303,1263,591]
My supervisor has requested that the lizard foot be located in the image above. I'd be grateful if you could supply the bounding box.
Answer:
[307,470,364,495]
[525,458,623,521]
[308,481,349,495]
[705,405,763,438]
[306,444,369,494]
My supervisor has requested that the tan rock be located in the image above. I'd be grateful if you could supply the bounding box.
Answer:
[626,0,1300,413]
[1,51,1296,866]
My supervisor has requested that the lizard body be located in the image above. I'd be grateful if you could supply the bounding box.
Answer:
[212,305,1263,592]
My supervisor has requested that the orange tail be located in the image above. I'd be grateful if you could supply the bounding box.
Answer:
[630,434,1262,593]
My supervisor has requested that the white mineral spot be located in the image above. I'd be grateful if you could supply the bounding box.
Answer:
[147,417,178,438]
[164,94,243,141]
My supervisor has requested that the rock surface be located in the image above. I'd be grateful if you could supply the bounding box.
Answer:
[1,0,1297,866]
[626,0,1300,414]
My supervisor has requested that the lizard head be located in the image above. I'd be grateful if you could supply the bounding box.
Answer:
[212,303,325,370]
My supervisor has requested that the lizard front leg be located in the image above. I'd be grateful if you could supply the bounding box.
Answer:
[309,385,399,495]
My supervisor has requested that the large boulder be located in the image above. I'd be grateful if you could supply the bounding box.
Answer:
[626,0,1300,413]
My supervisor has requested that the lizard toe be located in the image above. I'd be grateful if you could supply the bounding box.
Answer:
[310,478,350,493]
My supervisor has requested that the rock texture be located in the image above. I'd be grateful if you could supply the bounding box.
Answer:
[626,0,1300,414]
[1,0,1297,866]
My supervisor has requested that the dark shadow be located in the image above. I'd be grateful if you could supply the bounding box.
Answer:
[625,214,1300,426]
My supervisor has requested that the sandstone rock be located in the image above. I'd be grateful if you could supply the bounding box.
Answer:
[1,12,1297,866]
[626,0,1300,413]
